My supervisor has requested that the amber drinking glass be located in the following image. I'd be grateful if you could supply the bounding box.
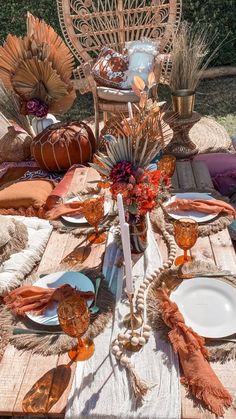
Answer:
[57,294,95,361]
[158,155,176,177]
[83,196,107,244]
[174,218,198,265]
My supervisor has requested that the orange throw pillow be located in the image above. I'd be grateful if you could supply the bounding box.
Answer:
[0,179,54,209]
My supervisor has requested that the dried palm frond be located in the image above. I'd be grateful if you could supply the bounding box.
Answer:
[0,12,75,115]
[169,22,222,92]
[91,75,174,175]
[0,81,34,137]
[100,73,173,160]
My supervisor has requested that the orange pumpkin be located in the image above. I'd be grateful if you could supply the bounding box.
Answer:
[31,121,96,171]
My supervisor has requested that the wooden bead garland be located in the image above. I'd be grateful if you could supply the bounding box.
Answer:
[111,228,177,400]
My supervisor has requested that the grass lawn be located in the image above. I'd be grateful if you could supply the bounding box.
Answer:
[62,76,236,137]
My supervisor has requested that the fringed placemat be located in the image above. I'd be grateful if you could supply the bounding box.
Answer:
[0,266,114,359]
[147,260,236,362]
[151,203,233,238]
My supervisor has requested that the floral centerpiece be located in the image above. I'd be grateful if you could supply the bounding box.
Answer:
[91,74,173,252]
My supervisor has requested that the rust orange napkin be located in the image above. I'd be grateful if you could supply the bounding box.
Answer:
[45,201,84,220]
[156,287,233,416]
[4,284,95,316]
[167,198,236,218]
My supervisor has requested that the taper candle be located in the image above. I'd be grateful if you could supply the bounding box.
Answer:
[117,193,126,226]
[123,222,133,294]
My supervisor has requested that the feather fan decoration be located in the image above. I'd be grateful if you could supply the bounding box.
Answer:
[0,12,76,117]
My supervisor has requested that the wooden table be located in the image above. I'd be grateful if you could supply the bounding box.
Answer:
[0,161,236,418]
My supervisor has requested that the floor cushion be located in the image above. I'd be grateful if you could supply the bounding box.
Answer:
[193,153,236,196]
[97,86,139,102]
[0,179,54,209]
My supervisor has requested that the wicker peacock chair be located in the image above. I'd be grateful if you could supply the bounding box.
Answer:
[57,0,182,139]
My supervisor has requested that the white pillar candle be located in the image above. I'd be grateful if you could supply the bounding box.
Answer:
[117,193,126,226]
[123,222,133,294]
[128,102,134,120]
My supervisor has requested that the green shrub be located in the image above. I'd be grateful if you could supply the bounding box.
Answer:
[183,0,236,66]
[0,0,235,66]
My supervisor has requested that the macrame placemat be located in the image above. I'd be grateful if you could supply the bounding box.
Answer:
[147,260,236,363]
[0,265,114,359]
[152,200,233,238]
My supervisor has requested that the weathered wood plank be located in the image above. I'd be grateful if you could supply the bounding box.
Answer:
[192,161,214,191]
[190,236,215,264]
[210,229,236,274]
[37,230,70,273]
[0,345,31,415]
[176,161,196,190]
[171,168,179,190]
[13,353,58,416]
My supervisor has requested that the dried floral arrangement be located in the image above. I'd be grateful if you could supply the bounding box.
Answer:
[0,12,76,119]
[91,74,172,222]
[169,22,221,92]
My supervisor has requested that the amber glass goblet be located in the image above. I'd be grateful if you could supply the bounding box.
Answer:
[58,294,94,362]
[158,155,176,177]
[83,196,107,244]
[174,218,198,266]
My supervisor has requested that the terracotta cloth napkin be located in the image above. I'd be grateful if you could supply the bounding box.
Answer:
[4,284,95,316]
[45,201,84,220]
[156,287,233,416]
[167,198,236,218]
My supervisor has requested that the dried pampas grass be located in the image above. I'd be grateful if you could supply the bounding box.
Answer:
[170,22,222,92]
[0,82,34,137]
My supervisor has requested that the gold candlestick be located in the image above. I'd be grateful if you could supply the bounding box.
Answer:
[123,293,143,330]
[123,293,143,352]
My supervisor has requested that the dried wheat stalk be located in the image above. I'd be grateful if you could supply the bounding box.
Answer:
[169,22,222,92]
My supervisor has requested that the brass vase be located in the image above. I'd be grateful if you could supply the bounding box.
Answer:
[129,216,148,254]
[171,89,195,119]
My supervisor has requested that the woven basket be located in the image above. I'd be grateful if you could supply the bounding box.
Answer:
[0,126,32,163]
[190,117,232,154]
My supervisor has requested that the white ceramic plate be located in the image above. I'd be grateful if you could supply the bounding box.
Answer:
[165,192,218,223]
[26,271,94,326]
[61,196,110,224]
[171,277,236,338]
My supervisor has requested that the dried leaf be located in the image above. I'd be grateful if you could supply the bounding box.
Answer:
[148,71,156,88]
[131,83,141,97]
[139,92,148,109]
[133,75,145,91]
